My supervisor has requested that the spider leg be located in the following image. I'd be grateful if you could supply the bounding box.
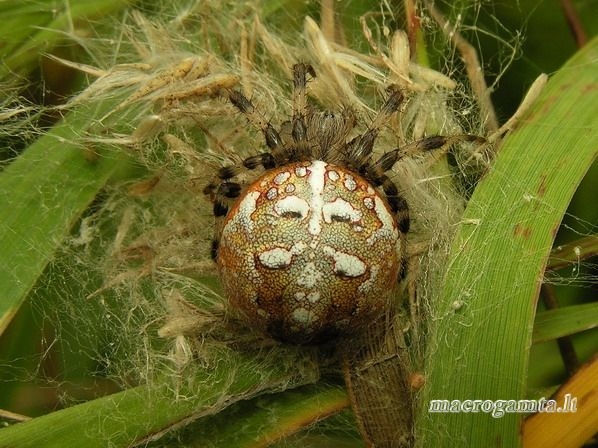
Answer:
[228,89,283,153]
[371,134,486,173]
[203,148,278,204]
[291,63,315,143]
[209,180,244,260]
[287,63,317,162]
[211,181,242,219]
[365,170,410,281]
[206,83,301,260]
[367,172,410,233]
[346,86,404,170]
[242,153,276,170]
[202,165,243,200]
[204,87,287,228]
[363,133,485,275]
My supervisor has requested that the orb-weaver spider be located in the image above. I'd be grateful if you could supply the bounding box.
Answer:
[204,63,483,344]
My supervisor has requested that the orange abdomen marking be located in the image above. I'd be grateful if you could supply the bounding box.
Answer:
[217,160,401,344]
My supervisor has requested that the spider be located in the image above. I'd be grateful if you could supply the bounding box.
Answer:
[204,63,483,345]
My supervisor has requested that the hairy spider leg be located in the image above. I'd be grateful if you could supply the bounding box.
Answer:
[344,87,405,171]
[291,62,316,143]
[206,73,320,259]
[365,133,486,217]
[204,88,285,246]
[365,133,485,278]
[371,134,486,176]
[216,63,318,177]
[228,90,283,152]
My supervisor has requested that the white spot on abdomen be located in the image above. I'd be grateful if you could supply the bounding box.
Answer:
[274,196,309,218]
[258,247,293,268]
[344,174,357,191]
[296,262,323,287]
[292,307,313,325]
[307,292,320,303]
[295,166,307,177]
[233,191,260,231]
[358,265,380,293]
[273,171,291,185]
[323,197,362,223]
[307,161,326,236]
[323,246,367,277]
[366,196,398,244]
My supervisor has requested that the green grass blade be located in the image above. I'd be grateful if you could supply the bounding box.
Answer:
[174,384,350,447]
[0,0,132,82]
[533,302,598,344]
[0,347,319,448]
[418,37,598,447]
[0,107,128,335]
[547,234,598,270]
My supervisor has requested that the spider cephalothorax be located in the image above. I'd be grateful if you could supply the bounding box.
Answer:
[204,63,482,344]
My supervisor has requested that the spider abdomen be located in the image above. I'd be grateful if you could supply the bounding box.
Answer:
[217,160,401,344]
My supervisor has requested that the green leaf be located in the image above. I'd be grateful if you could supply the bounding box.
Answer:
[0,0,132,82]
[0,106,128,335]
[418,36,598,447]
[0,346,319,447]
[169,384,351,447]
[533,302,598,344]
